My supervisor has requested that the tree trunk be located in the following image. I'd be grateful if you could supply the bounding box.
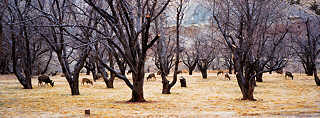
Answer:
[10,25,32,89]
[200,68,208,79]
[228,65,233,74]
[23,76,33,89]
[236,73,256,101]
[161,74,171,94]
[129,72,146,102]
[188,69,193,75]
[106,73,115,88]
[86,68,90,75]
[313,67,320,86]
[69,80,80,95]
[233,52,256,101]
[304,63,314,76]
[256,73,263,82]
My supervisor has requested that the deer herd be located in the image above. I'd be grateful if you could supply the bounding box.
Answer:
[37,69,294,87]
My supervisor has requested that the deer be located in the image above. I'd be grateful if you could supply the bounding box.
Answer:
[217,70,224,76]
[82,78,93,86]
[285,71,293,80]
[38,75,54,87]
[225,73,231,80]
[146,73,156,81]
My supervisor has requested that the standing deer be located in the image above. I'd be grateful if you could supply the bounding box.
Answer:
[146,73,156,81]
[82,78,93,86]
[285,71,294,80]
[217,70,224,76]
[38,75,55,87]
[225,73,231,80]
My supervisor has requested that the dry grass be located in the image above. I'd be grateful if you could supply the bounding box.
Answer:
[0,72,319,117]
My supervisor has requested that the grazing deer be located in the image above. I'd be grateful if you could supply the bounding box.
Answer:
[225,73,231,80]
[217,70,224,76]
[38,75,54,87]
[285,71,293,80]
[146,73,156,81]
[82,78,93,86]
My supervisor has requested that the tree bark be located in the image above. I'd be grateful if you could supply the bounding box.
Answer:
[69,80,80,95]
[188,70,193,75]
[129,72,146,102]
[106,73,115,88]
[86,69,90,75]
[228,64,233,74]
[233,52,256,101]
[162,74,171,94]
[256,73,263,82]
[200,69,208,79]
[313,66,320,86]
[10,24,32,89]
[304,63,314,76]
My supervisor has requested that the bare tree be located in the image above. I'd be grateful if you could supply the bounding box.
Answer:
[153,16,177,94]
[0,0,11,74]
[182,43,198,75]
[196,38,216,79]
[34,0,94,95]
[207,0,289,100]
[291,18,320,86]
[85,0,170,102]
[5,0,43,89]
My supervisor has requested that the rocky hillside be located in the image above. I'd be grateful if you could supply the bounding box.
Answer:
[180,0,320,26]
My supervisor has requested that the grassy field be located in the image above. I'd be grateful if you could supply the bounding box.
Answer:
[0,72,319,117]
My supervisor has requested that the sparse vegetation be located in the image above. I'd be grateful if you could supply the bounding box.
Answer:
[0,0,319,117]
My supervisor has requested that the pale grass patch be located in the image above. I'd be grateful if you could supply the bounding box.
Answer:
[0,73,319,117]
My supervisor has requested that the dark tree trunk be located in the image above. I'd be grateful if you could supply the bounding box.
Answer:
[105,73,115,88]
[236,70,256,101]
[256,73,263,82]
[129,71,146,102]
[233,52,256,101]
[56,48,88,95]
[10,24,32,89]
[228,64,233,74]
[304,63,314,76]
[69,80,80,95]
[200,68,208,79]
[86,67,90,75]
[162,74,171,94]
[313,66,320,86]
[22,76,32,89]
[188,70,193,75]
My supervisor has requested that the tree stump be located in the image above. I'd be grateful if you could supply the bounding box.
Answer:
[180,77,187,87]
[85,109,90,115]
